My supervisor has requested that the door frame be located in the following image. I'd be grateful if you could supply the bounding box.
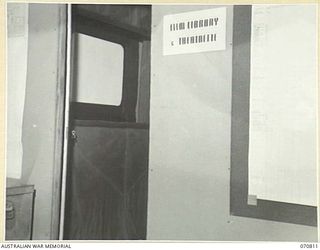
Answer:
[56,3,73,240]
[50,4,69,240]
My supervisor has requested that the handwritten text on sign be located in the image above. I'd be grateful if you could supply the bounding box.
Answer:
[163,8,226,55]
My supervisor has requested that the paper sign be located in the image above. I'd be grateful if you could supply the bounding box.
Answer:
[248,5,317,206]
[163,7,226,55]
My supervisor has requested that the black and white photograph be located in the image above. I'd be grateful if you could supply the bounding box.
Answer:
[5,2,319,243]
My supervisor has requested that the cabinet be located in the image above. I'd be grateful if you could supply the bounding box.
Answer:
[6,183,35,240]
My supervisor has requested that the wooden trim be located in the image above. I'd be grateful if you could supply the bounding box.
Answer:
[73,119,149,129]
[122,40,140,121]
[50,4,67,240]
[230,5,317,227]
[73,7,151,41]
[136,41,150,123]
[71,102,124,122]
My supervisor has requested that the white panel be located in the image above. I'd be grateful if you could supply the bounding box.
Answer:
[6,3,28,179]
[74,33,124,106]
[248,5,317,206]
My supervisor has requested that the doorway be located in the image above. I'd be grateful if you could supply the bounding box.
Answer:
[61,4,151,240]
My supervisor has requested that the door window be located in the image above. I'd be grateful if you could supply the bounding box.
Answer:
[72,33,124,106]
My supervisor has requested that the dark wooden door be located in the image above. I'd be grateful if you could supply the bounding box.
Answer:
[63,5,151,240]
[63,121,149,240]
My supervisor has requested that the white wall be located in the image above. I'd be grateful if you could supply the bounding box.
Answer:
[19,4,65,239]
[147,5,317,241]
[6,3,28,180]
